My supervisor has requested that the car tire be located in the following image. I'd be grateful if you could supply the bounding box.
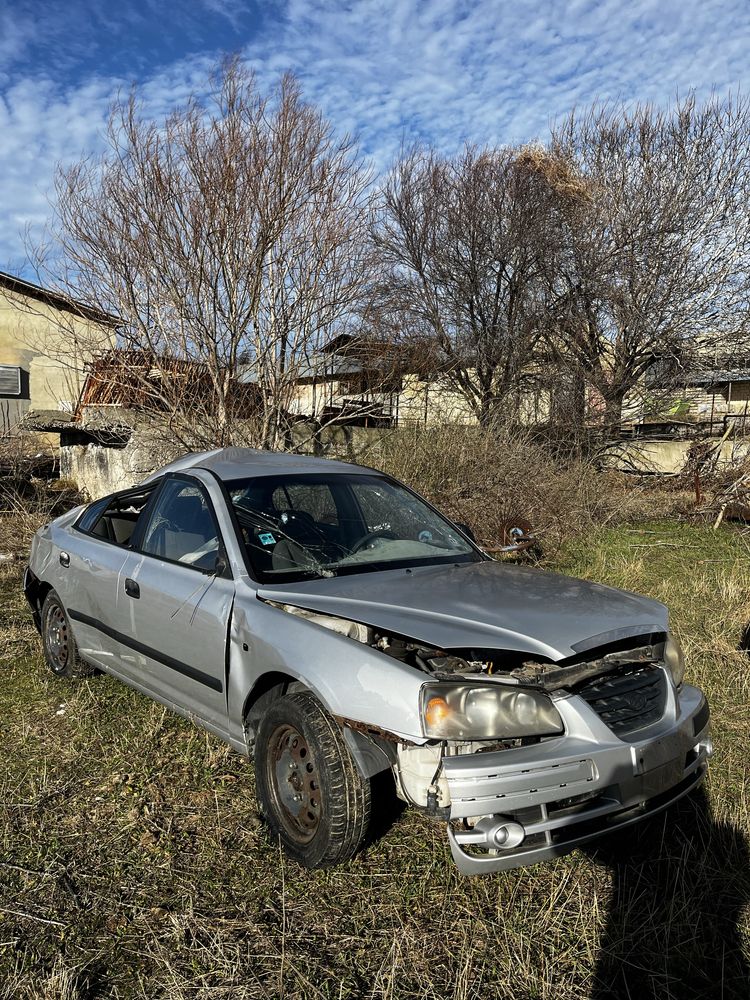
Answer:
[255,691,371,868]
[40,589,95,679]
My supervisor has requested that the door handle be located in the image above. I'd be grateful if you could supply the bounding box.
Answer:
[59,552,70,568]
[124,578,140,599]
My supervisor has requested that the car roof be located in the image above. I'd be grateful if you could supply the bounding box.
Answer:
[142,447,380,484]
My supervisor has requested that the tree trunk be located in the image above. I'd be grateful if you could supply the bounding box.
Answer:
[603,389,627,435]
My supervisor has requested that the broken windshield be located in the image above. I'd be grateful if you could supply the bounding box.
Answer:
[227,472,481,583]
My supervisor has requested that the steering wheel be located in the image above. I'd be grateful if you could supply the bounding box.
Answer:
[278,509,328,541]
[352,529,398,553]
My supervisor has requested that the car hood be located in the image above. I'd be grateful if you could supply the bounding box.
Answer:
[256,560,668,661]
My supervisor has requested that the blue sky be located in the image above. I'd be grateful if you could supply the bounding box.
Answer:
[2,0,750,274]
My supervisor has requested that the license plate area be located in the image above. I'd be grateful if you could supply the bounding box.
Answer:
[632,731,684,776]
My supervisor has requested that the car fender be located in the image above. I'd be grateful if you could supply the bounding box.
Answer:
[227,586,427,748]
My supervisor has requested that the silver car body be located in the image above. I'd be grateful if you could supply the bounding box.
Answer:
[25,448,711,874]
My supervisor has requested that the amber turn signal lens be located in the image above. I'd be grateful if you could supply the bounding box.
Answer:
[424,696,452,727]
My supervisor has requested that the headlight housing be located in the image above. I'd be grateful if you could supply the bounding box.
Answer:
[663,635,685,687]
[420,682,564,740]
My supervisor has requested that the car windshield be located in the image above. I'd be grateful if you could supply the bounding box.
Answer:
[227,473,480,583]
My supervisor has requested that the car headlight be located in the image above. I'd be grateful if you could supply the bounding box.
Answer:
[420,682,564,740]
[663,635,685,687]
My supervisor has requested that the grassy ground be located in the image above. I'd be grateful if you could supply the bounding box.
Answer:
[0,520,748,999]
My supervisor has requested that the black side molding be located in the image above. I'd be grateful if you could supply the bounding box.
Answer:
[67,609,223,692]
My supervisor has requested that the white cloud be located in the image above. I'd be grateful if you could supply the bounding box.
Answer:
[3,0,750,269]
[199,0,253,32]
[249,0,750,165]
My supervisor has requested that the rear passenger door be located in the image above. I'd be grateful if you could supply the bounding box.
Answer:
[115,474,234,733]
[60,485,156,675]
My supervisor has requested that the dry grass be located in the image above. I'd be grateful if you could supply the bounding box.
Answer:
[0,479,84,559]
[373,424,690,555]
[0,513,748,999]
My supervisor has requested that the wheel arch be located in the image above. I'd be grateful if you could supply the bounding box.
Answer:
[242,670,393,778]
[23,568,53,631]
[242,671,303,742]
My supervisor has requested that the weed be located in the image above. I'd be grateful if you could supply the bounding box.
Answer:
[0,520,748,998]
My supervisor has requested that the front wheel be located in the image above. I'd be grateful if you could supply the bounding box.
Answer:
[255,691,371,868]
[40,589,95,678]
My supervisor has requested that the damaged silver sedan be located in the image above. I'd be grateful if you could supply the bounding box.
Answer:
[24,448,711,874]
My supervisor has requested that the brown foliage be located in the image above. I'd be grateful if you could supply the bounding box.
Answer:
[374,424,672,555]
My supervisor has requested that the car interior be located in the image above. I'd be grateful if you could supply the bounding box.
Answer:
[86,489,153,547]
[81,482,220,571]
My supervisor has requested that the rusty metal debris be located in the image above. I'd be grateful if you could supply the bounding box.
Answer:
[333,715,415,745]
[483,515,537,556]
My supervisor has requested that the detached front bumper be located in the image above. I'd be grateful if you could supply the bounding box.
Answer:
[443,682,711,874]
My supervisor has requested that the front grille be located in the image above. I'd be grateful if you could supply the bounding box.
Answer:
[575,665,667,736]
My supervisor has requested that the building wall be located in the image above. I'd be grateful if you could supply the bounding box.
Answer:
[605,438,750,474]
[649,382,750,421]
[398,374,477,426]
[289,371,480,427]
[0,287,114,444]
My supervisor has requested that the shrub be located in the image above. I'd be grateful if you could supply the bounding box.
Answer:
[373,424,681,556]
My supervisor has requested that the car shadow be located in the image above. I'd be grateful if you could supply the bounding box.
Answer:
[364,770,406,848]
[586,787,749,1000]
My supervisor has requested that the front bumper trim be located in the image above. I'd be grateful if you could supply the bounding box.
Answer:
[445,685,710,874]
[448,755,708,874]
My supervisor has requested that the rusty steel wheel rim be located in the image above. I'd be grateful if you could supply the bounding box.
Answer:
[267,723,321,844]
[46,603,69,672]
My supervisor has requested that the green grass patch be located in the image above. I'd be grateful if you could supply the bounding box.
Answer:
[1,522,749,999]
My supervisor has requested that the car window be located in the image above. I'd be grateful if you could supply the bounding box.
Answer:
[77,487,155,547]
[77,497,110,533]
[350,480,460,542]
[351,481,418,536]
[139,479,220,571]
[228,473,478,583]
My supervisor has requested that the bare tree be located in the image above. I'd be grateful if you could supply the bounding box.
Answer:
[31,59,376,451]
[543,94,750,431]
[374,144,563,428]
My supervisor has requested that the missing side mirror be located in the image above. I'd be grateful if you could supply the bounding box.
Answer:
[454,521,476,543]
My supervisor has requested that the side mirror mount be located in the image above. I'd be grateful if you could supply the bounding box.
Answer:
[454,521,476,543]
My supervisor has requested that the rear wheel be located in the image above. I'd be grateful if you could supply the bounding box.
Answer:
[41,589,95,678]
[255,691,371,868]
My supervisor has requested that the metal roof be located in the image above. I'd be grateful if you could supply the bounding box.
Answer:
[142,447,377,484]
[686,369,750,385]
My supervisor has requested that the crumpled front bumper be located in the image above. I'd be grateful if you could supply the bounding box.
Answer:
[443,682,711,875]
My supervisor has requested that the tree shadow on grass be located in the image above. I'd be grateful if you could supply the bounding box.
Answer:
[587,787,749,1000]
